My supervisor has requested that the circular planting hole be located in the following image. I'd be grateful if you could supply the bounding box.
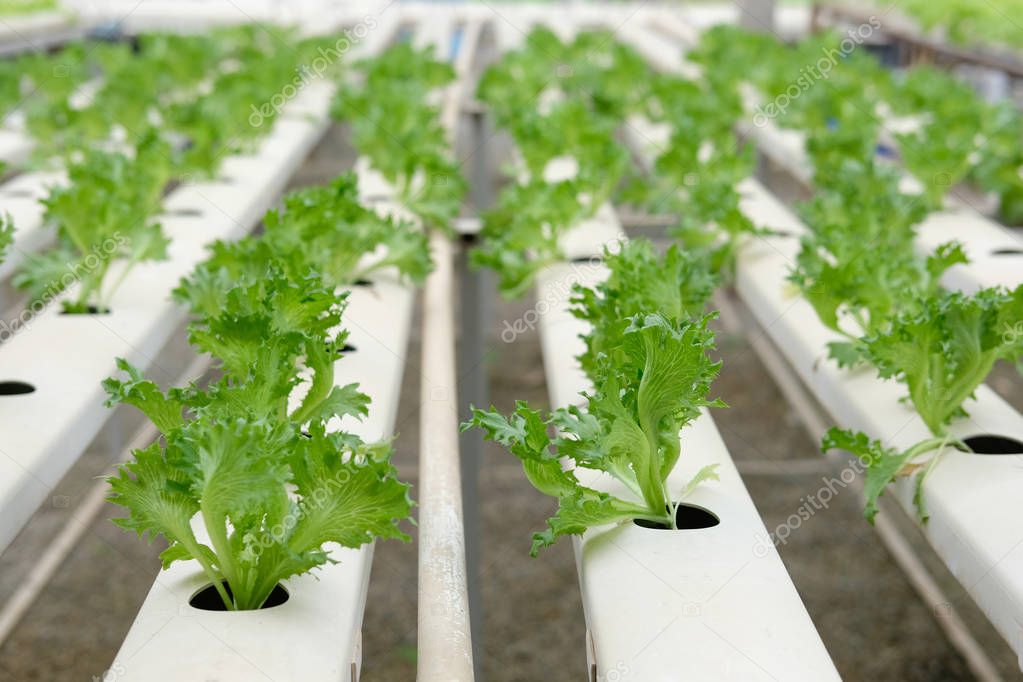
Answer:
[165,207,204,217]
[353,279,373,287]
[0,381,35,396]
[770,229,799,239]
[60,305,110,315]
[189,582,289,611]
[959,434,1023,455]
[634,503,720,530]
[991,248,1023,256]
[337,343,357,355]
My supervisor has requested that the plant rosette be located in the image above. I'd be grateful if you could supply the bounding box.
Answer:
[106,264,416,682]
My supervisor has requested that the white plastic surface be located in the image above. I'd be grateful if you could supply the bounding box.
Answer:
[0,79,337,554]
[534,243,840,681]
[0,11,80,56]
[108,16,411,678]
[619,25,1023,667]
[522,112,838,676]
[727,172,1023,665]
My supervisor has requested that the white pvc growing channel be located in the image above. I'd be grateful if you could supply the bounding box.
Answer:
[622,16,1023,670]
[3,4,1022,680]
[486,15,842,678]
[107,10,484,681]
[533,168,841,680]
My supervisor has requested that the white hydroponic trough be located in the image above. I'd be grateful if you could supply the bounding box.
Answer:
[739,106,1023,292]
[0,10,82,57]
[731,187,1023,665]
[110,272,415,681]
[523,155,840,679]
[0,76,338,555]
[623,52,1023,669]
[637,15,1023,294]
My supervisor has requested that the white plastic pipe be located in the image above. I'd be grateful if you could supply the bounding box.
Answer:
[417,232,475,682]
[0,77,338,555]
[415,10,480,681]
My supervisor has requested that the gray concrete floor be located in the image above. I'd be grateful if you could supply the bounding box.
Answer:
[1,123,1022,681]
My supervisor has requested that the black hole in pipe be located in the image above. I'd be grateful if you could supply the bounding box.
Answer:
[166,207,204,217]
[771,229,799,239]
[60,305,110,315]
[991,248,1023,256]
[634,503,720,530]
[353,279,373,287]
[336,343,357,355]
[0,381,35,395]
[960,435,1023,455]
[570,256,601,265]
[189,582,289,611]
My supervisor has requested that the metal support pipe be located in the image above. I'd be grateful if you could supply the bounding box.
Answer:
[455,105,495,682]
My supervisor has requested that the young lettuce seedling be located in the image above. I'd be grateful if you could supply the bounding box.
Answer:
[0,213,13,263]
[474,39,633,297]
[465,241,721,552]
[572,240,716,377]
[824,285,1023,522]
[184,174,431,291]
[108,416,409,611]
[105,261,411,610]
[789,158,966,367]
[15,133,172,313]
[465,313,723,553]
[333,43,466,232]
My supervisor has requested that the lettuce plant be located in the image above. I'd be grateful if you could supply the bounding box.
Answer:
[0,213,13,261]
[572,240,715,376]
[473,31,635,296]
[108,416,408,611]
[15,133,171,313]
[465,240,721,552]
[466,314,722,553]
[181,174,431,293]
[106,262,411,610]
[333,43,466,231]
[825,285,1023,522]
